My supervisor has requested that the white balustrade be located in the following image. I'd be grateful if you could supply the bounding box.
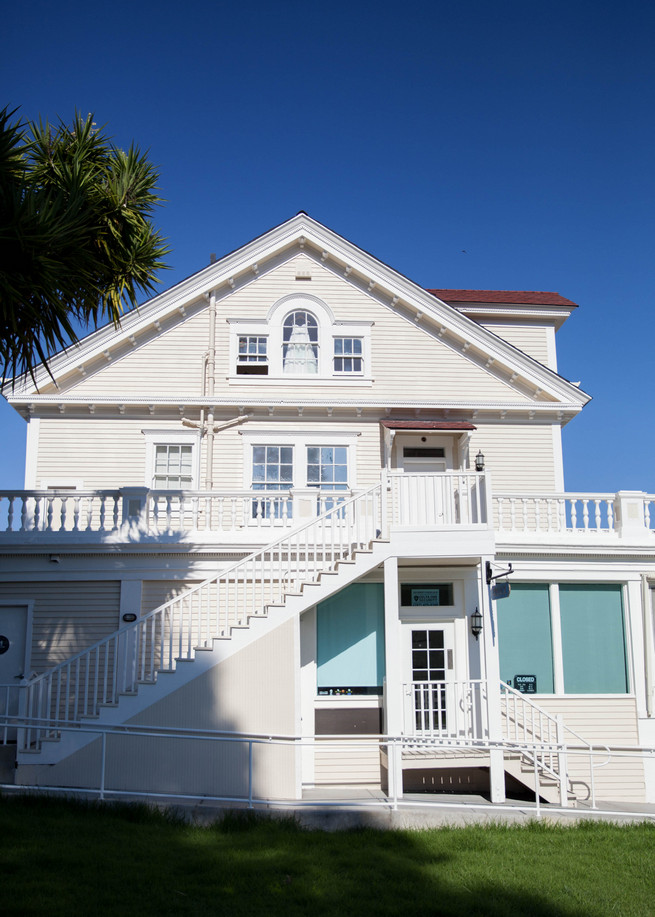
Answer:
[494,492,620,536]
[389,472,488,527]
[404,679,490,741]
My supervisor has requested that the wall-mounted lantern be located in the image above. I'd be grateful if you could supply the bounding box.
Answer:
[475,450,485,472]
[471,607,483,640]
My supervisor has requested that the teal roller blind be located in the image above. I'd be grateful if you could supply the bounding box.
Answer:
[317,583,385,687]
[560,585,628,694]
[497,584,554,693]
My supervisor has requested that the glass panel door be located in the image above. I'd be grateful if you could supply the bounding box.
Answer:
[404,625,455,735]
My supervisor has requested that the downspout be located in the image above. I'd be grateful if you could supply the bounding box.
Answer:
[205,290,217,491]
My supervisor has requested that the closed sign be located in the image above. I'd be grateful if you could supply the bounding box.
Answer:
[514,674,537,694]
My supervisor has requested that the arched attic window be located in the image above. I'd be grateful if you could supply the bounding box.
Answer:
[282,310,319,374]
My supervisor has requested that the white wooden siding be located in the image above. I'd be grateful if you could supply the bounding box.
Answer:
[535,696,645,803]
[314,740,382,786]
[141,581,202,614]
[480,323,551,367]
[0,581,120,672]
[51,254,536,405]
[469,423,559,491]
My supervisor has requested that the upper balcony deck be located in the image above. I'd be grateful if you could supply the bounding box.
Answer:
[0,473,653,550]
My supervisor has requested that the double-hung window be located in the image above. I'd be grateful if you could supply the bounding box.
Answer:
[307,446,349,514]
[333,337,363,374]
[237,335,268,375]
[251,445,294,520]
[153,444,194,489]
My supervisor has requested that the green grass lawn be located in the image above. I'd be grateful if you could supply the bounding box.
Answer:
[1,795,654,916]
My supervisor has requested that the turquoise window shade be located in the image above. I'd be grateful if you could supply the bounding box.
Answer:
[317,583,385,687]
[560,585,628,694]
[497,584,554,693]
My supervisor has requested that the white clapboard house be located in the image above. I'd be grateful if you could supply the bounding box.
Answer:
[1,213,654,807]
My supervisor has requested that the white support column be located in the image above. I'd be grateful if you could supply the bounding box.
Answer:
[383,555,403,800]
[549,584,564,695]
[299,608,317,788]
[118,580,142,694]
[480,556,506,803]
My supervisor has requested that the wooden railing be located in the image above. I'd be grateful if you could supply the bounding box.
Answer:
[494,491,655,538]
[403,679,490,741]
[21,483,384,750]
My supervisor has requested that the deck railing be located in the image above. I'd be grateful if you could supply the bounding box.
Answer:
[389,472,489,526]
[403,679,490,741]
[494,491,655,538]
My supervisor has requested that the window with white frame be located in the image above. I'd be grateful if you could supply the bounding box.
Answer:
[251,445,294,519]
[237,335,268,375]
[153,444,194,489]
[244,432,359,520]
[282,311,319,374]
[228,295,372,382]
[497,583,629,695]
[143,430,200,491]
[333,337,363,374]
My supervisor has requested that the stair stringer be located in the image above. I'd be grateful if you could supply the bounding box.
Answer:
[17,539,394,769]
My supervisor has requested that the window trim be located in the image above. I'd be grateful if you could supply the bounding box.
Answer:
[227,294,373,383]
[240,430,360,491]
[497,580,633,697]
[142,429,200,490]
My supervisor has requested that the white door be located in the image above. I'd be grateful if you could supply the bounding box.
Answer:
[0,605,29,739]
[403,623,455,736]
[397,446,452,525]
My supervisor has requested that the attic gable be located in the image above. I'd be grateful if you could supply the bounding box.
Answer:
[8,214,590,419]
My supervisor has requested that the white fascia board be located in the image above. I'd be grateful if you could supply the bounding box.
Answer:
[12,213,589,408]
[8,394,585,416]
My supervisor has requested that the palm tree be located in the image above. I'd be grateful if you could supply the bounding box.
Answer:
[0,108,169,387]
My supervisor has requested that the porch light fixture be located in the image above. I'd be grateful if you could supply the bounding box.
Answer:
[475,450,485,472]
[471,607,483,640]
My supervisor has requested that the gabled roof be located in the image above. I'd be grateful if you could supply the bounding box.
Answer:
[7,213,591,417]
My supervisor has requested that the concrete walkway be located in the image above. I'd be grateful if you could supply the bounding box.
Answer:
[3,780,655,829]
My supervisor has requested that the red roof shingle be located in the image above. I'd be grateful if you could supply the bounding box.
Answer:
[426,290,577,307]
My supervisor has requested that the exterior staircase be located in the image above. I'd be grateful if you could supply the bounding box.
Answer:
[18,484,391,766]
[500,681,595,805]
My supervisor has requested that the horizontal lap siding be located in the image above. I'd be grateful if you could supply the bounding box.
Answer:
[58,310,210,398]
[481,323,550,366]
[469,423,558,491]
[53,255,534,405]
[0,581,120,672]
[314,740,382,786]
[534,696,645,803]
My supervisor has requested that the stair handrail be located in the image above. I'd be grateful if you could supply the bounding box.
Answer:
[500,680,604,804]
[22,482,384,745]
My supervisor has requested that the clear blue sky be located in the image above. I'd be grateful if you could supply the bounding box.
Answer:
[2,0,654,493]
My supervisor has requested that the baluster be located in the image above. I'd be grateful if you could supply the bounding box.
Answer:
[582,499,589,530]
[20,497,27,532]
[99,495,106,530]
[534,498,541,532]
[112,495,119,530]
[34,496,41,532]
[607,500,614,532]
[509,498,517,532]
[7,496,14,532]
[521,498,528,532]
[594,499,602,531]
[73,496,81,532]
[570,499,577,530]
[59,496,69,532]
